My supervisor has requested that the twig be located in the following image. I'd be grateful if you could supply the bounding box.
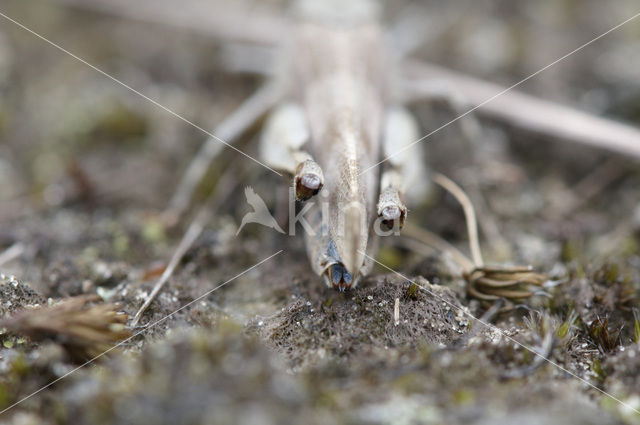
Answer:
[546,158,624,219]
[403,60,640,159]
[402,222,474,272]
[54,0,285,45]
[131,168,241,327]
[167,81,281,221]
[1,295,130,361]
[432,172,483,268]
[0,242,25,268]
[394,298,400,326]
[459,172,512,259]
[404,173,547,302]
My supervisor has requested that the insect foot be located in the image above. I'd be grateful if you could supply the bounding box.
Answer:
[377,186,407,232]
[294,159,324,201]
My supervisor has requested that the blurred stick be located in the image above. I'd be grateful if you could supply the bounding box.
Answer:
[0,242,24,268]
[404,172,547,302]
[464,182,511,260]
[1,295,130,361]
[546,158,625,219]
[402,223,474,272]
[132,167,241,327]
[403,60,640,159]
[54,0,285,45]
[432,172,484,268]
[167,81,282,222]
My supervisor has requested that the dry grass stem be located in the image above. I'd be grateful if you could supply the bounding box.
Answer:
[464,266,547,301]
[405,173,548,302]
[432,172,483,267]
[1,295,130,360]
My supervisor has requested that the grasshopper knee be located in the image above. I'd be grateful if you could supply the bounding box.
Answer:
[377,185,407,231]
[294,158,324,201]
[259,103,325,201]
[376,106,429,232]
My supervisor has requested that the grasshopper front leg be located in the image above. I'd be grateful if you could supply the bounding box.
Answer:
[259,103,324,201]
[378,107,429,232]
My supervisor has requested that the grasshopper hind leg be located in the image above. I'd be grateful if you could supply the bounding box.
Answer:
[294,158,323,201]
[377,106,429,232]
[259,103,324,201]
[378,182,406,231]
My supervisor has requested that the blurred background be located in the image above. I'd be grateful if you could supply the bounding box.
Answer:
[1,0,638,263]
[0,1,639,424]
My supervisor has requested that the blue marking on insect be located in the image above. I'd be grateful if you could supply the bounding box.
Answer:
[327,239,339,260]
[331,263,343,285]
[330,263,353,285]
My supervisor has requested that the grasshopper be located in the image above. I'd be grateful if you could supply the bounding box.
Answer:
[258,1,428,290]
[53,0,640,321]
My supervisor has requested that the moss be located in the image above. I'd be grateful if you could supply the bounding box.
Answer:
[598,263,620,284]
[557,310,578,339]
[52,325,320,425]
[257,275,467,368]
[634,309,640,344]
[10,354,30,379]
[0,384,11,410]
[141,217,167,245]
[376,246,404,271]
[591,358,605,382]
[0,277,46,318]
[405,282,420,300]
[3,2,640,423]
[112,233,130,257]
[589,317,621,353]
[86,101,148,147]
[561,240,580,262]
[453,388,476,406]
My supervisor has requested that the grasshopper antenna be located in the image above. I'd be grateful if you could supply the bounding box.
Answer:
[132,169,240,327]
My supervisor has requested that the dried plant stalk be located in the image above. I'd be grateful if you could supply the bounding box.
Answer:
[465,265,547,300]
[432,172,483,268]
[406,172,548,302]
[1,295,130,360]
